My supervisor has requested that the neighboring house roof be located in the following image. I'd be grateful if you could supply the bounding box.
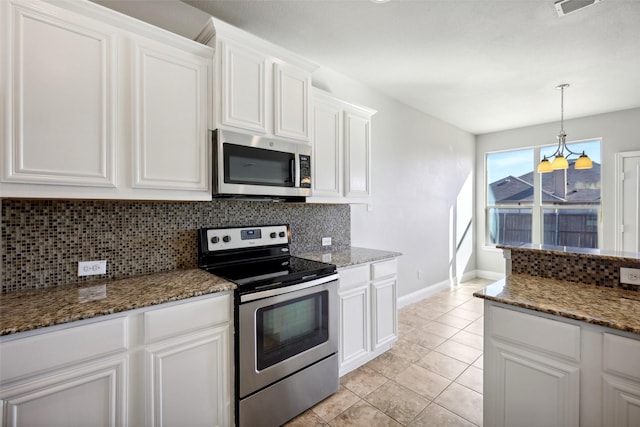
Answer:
[489,161,601,204]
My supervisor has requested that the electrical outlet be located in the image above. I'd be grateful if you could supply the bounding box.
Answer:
[620,267,640,286]
[78,260,107,277]
[322,237,332,246]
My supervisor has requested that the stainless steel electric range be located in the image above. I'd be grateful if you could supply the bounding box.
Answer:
[198,224,339,427]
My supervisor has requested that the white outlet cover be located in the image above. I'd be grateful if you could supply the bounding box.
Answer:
[78,260,107,277]
[620,267,640,286]
[322,237,332,246]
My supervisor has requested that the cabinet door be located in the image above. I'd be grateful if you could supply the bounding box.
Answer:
[344,110,371,198]
[220,40,267,133]
[486,340,580,427]
[0,356,127,427]
[371,277,397,350]
[273,62,310,142]
[1,0,116,187]
[603,375,640,427]
[311,98,343,197]
[339,284,370,371]
[131,38,210,193]
[145,326,229,427]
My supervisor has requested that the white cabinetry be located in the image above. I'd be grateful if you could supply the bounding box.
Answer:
[484,300,640,427]
[338,258,397,376]
[602,333,640,427]
[0,0,213,200]
[198,19,313,143]
[142,295,231,427]
[309,89,376,203]
[131,37,210,193]
[0,317,129,427]
[0,293,232,427]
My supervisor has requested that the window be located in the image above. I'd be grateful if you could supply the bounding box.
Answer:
[486,140,601,248]
[487,148,534,246]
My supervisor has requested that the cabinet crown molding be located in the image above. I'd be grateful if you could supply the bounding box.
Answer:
[197,16,318,73]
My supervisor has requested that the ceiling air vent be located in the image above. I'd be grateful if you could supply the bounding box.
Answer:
[555,0,602,16]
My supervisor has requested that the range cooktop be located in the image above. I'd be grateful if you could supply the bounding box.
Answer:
[197,225,336,295]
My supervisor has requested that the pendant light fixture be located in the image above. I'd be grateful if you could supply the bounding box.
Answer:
[537,84,593,173]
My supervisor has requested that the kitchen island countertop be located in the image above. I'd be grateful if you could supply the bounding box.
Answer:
[0,269,235,336]
[474,274,640,334]
[296,246,402,268]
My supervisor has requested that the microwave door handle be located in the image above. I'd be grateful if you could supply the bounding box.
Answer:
[290,158,296,186]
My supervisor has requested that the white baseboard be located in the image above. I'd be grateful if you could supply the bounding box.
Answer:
[397,279,451,309]
[397,270,505,308]
[474,270,505,281]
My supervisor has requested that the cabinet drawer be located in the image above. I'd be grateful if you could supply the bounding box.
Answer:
[489,304,581,361]
[338,265,370,289]
[371,259,397,280]
[144,294,231,343]
[603,333,640,381]
[0,317,128,383]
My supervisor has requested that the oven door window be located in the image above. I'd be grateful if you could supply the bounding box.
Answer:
[224,143,295,187]
[256,290,329,371]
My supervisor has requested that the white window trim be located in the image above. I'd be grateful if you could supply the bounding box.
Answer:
[485,142,602,248]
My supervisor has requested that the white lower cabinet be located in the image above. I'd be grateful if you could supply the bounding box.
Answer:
[484,300,640,427]
[1,356,128,427]
[338,258,397,376]
[0,293,232,427]
[145,326,229,427]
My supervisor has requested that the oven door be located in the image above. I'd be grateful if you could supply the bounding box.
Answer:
[238,275,338,398]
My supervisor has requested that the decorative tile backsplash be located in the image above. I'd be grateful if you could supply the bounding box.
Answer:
[510,249,638,291]
[1,199,350,293]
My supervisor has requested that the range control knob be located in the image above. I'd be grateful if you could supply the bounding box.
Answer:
[211,236,219,244]
[222,235,231,243]
[270,232,277,238]
[279,231,286,238]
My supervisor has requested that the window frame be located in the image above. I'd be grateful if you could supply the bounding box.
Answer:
[485,140,602,248]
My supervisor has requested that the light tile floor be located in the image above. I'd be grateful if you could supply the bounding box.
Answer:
[285,278,493,427]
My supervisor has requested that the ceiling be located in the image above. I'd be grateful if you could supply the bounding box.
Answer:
[95,0,640,135]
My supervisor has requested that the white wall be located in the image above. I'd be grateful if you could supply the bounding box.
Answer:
[313,68,476,298]
[475,107,640,274]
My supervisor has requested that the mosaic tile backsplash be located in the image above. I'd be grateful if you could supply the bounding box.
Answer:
[510,249,639,291]
[1,199,350,293]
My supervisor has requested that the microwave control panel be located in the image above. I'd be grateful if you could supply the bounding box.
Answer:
[299,155,311,188]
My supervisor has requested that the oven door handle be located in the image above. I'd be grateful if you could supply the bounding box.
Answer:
[240,273,339,303]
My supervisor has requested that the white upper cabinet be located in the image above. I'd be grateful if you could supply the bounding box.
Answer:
[198,18,315,144]
[131,37,210,193]
[311,93,343,197]
[309,88,376,203]
[344,107,372,198]
[273,61,311,141]
[1,0,117,189]
[220,40,267,133]
[0,0,214,200]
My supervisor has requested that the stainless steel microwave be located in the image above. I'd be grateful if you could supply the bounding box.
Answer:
[212,129,311,200]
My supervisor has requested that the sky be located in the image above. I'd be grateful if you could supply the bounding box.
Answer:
[487,139,601,184]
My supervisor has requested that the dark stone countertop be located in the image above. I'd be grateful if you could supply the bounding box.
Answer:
[474,274,640,334]
[0,269,235,336]
[295,246,402,268]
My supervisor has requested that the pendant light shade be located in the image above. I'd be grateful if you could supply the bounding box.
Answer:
[537,84,593,173]
[551,154,569,170]
[537,156,553,173]
[574,152,593,169]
